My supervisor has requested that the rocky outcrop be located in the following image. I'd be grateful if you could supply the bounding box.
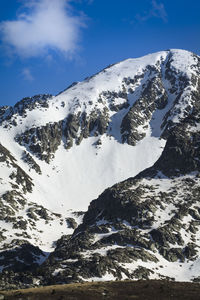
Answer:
[0,240,45,272]
[121,69,168,145]
[0,143,33,193]
[22,151,42,174]
[15,121,63,163]
[0,94,52,126]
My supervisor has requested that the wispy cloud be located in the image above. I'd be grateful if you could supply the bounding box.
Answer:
[74,0,94,4]
[22,68,34,81]
[0,0,86,58]
[151,0,168,22]
[136,0,168,23]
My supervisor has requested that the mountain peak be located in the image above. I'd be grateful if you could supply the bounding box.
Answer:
[0,49,200,288]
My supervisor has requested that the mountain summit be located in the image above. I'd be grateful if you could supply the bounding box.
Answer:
[0,49,200,288]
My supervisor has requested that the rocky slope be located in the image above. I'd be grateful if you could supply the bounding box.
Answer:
[0,49,200,289]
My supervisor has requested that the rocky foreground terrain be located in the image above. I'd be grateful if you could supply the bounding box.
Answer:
[0,49,200,289]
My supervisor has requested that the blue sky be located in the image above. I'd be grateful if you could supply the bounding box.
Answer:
[0,0,200,106]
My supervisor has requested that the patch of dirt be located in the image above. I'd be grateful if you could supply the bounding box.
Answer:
[1,280,200,300]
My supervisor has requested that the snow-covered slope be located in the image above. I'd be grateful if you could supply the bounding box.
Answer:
[0,51,171,210]
[0,49,198,211]
[0,49,200,288]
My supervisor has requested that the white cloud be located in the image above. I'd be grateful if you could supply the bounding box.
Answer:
[151,0,167,22]
[0,0,85,58]
[22,68,34,81]
[136,0,167,23]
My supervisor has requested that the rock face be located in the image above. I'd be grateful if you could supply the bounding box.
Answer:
[0,49,200,288]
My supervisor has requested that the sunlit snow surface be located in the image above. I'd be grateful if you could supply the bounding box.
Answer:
[28,134,165,212]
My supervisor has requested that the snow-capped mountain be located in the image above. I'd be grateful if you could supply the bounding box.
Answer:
[0,49,200,289]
